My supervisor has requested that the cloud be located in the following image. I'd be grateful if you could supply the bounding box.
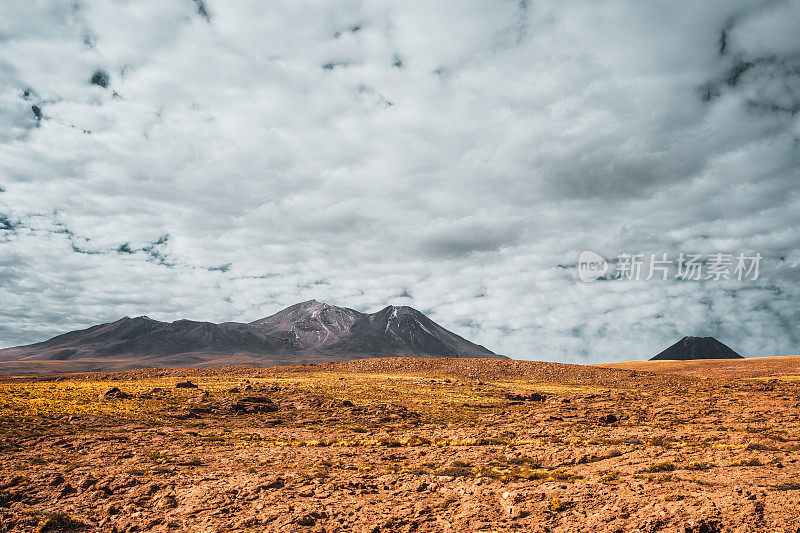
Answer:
[0,0,798,362]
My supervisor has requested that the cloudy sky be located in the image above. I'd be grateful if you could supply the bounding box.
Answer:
[1,0,799,362]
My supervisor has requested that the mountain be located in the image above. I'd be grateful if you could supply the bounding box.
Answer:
[0,300,500,369]
[250,300,493,358]
[650,336,743,361]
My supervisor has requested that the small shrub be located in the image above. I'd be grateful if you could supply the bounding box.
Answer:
[685,461,715,471]
[146,450,166,462]
[404,435,430,446]
[639,462,675,474]
[435,466,472,478]
[439,496,459,509]
[505,455,540,466]
[550,469,582,481]
[599,469,620,482]
[37,512,86,532]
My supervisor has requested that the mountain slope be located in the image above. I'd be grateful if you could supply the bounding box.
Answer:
[650,336,743,360]
[323,304,493,357]
[0,300,501,367]
[0,316,293,362]
[250,300,496,358]
[249,300,361,349]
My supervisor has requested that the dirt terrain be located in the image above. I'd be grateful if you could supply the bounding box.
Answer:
[1,357,799,532]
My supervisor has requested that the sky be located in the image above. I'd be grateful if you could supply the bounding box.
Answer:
[1,0,799,363]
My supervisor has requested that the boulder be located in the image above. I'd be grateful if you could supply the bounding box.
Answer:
[505,391,547,402]
[99,387,130,400]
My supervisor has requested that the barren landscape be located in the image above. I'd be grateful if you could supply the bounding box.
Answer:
[2,356,799,532]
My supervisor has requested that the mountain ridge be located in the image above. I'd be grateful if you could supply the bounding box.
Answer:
[0,300,501,367]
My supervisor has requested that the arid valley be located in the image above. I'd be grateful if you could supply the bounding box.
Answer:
[2,356,799,532]
[4,0,800,531]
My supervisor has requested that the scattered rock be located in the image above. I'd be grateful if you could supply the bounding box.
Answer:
[506,391,547,402]
[295,510,327,527]
[186,391,210,405]
[598,414,618,424]
[138,387,166,398]
[155,494,178,510]
[78,475,97,490]
[2,358,800,532]
[262,477,285,490]
[99,387,130,399]
[0,476,24,490]
[684,518,722,533]
[174,380,198,389]
[224,396,279,414]
[295,514,316,526]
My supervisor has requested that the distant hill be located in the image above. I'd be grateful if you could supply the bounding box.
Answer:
[650,336,743,360]
[0,300,501,369]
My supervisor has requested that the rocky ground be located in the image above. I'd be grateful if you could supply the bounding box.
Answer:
[1,357,799,532]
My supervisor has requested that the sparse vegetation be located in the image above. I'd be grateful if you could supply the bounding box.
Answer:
[729,458,763,467]
[639,461,676,473]
[36,512,86,532]
[0,357,798,531]
[685,461,716,471]
[599,469,620,482]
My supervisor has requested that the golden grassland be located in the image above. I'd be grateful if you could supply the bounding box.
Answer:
[0,370,558,437]
[1,357,800,531]
[2,363,798,464]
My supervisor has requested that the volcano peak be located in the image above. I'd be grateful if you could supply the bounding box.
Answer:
[651,336,743,361]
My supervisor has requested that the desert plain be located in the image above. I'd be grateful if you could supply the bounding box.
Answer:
[1,356,799,532]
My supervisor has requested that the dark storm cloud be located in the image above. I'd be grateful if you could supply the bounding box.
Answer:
[0,214,21,231]
[192,0,211,22]
[419,222,522,258]
[0,0,798,361]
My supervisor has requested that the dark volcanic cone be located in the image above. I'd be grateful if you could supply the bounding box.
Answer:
[650,336,743,361]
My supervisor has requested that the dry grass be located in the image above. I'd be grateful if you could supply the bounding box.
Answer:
[0,357,799,532]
